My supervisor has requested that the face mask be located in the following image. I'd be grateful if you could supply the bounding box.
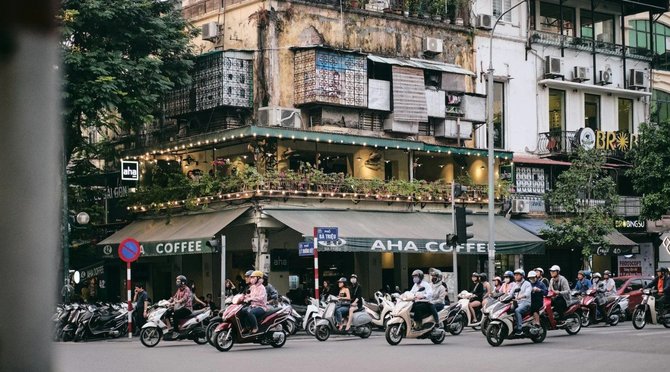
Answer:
[530,278,536,283]
[350,278,357,285]
[504,278,511,283]
[432,277,439,284]
[176,281,180,287]
[413,277,421,284]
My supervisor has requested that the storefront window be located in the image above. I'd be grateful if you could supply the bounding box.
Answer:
[618,98,633,132]
[652,89,670,124]
[493,82,505,149]
[584,94,600,131]
[580,10,615,42]
[549,89,565,132]
[629,20,670,53]
[540,2,575,37]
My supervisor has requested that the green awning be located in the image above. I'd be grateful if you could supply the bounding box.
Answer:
[263,209,544,255]
[97,208,249,257]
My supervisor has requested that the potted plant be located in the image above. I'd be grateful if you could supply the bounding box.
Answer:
[452,0,466,25]
[349,0,361,9]
[431,0,445,21]
[408,0,419,17]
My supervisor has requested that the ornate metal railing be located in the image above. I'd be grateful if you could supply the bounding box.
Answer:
[535,131,576,156]
[529,30,652,62]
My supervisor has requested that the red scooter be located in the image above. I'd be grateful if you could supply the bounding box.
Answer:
[211,294,290,352]
[579,288,624,327]
[542,291,582,335]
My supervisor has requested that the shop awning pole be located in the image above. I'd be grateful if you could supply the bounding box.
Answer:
[452,182,458,293]
[220,234,226,306]
[313,229,320,300]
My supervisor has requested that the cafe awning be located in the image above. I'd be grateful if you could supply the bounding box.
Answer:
[263,209,544,254]
[98,207,249,257]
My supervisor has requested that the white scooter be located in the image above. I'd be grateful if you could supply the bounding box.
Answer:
[455,290,484,329]
[302,297,323,336]
[364,291,395,329]
[632,289,670,329]
[384,292,447,345]
[140,300,211,347]
[314,296,373,341]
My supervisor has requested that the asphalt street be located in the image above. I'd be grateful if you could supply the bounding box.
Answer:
[54,324,670,371]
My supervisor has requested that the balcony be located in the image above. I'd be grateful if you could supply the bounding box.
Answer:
[535,131,576,157]
[529,30,653,62]
[616,196,641,217]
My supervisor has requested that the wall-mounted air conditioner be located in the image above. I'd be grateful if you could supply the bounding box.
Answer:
[599,68,613,85]
[423,37,444,55]
[512,199,530,214]
[202,22,219,41]
[573,66,589,82]
[629,69,647,89]
[258,107,301,128]
[434,119,473,139]
[544,56,563,78]
[476,14,493,30]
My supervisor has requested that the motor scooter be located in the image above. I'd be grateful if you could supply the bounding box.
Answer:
[579,288,624,327]
[314,295,373,341]
[139,300,211,347]
[484,290,547,347]
[74,303,130,341]
[302,297,323,336]
[542,291,582,335]
[384,292,447,345]
[211,294,290,352]
[456,290,483,329]
[364,291,395,329]
[632,289,670,329]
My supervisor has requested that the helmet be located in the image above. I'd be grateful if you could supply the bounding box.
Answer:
[176,275,187,286]
[479,273,488,281]
[430,269,442,276]
[412,269,424,279]
[244,270,254,277]
[263,273,269,281]
[493,276,502,283]
[549,265,561,272]
[578,270,585,276]
[337,277,347,283]
[534,267,544,275]
[592,272,602,279]
[471,272,480,278]
[603,270,611,276]
[350,274,358,279]
[513,269,525,277]
[250,271,263,278]
[655,267,667,274]
[527,271,537,279]
[503,271,514,278]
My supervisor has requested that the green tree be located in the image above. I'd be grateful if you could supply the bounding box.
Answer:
[542,149,619,269]
[61,0,197,162]
[627,122,670,220]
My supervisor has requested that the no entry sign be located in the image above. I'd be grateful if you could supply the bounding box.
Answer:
[118,238,141,263]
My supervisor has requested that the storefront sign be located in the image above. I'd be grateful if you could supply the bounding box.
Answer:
[618,257,642,276]
[369,240,491,253]
[576,128,638,152]
[120,160,139,181]
[101,239,213,258]
[614,217,646,233]
[596,245,640,256]
[271,250,289,271]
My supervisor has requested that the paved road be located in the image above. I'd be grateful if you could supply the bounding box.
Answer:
[54,324,670,371]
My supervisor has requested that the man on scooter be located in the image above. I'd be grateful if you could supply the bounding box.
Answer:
[534,268,550,287]
[528,271,547,326]
[645,267,670,310]
[548,265,571,320]
[574,270,591,293]
[429,269,446,327]
[410,270,434,330]
[262,273,279,305]
[512,269,532,336]
[240,271,267,333]
[167,275,193,332]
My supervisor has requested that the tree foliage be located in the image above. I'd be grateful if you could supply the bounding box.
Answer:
[542,149,619,266]
[60,0,197,161]
[627,121,670,220]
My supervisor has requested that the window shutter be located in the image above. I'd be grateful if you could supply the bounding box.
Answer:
[492,0,502,18]
[504,0,512,22]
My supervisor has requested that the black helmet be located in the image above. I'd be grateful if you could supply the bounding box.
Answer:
[263,273,269,281]
[471,272,480,278]
[245,270,254,277]
[176,275,187,287]
[479,273,488,281]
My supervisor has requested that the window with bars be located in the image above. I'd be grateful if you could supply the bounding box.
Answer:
[493,0,512,22]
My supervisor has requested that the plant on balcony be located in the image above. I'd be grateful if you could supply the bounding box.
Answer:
[407,0,420,16]
[542,148,619,269]
[430,0,446,20]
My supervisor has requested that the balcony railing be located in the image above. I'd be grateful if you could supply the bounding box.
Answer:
[536,131,576,156]
[529,30,652,62]
[616,196,641,217]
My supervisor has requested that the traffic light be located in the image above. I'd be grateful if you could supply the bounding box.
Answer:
[206,237,220,253]
[453,183,467,199]
[446,233,458,247]
[455,206,474,244]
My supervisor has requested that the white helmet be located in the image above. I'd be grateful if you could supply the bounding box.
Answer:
[527,271,537,279]
[513,269,525,277]
[549,265,561,272]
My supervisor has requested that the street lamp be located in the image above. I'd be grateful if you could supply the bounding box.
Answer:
[487,0,529,282]
[62,210,90,303]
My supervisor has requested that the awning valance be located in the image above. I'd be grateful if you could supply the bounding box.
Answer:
[367,55,475,76]
[97,208,249,257]
[263,209,544,255]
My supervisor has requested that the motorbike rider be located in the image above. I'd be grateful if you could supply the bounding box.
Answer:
[574,270,592,293]
[645,267,670,310]
[512,269,532,336]
[535,268,550,287]
[262,273,279,305]
[429,269,446,327]
[240,271,267,333]
[528,270,547,326]
[166,275,193,332]
[592,272,601,287]
[493,277,503,293]
[344,274,363,332]
[410,270,434,330]
[468,272,485,322]
[498,271,515,294]
[334,277,351,330]
[548,265,571,320]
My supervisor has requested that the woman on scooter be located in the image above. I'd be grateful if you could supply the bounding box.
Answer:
[499,271,515,295]
[493,277,502,293]
[240,271,267,333]
[468,273,485,322]
[480,273,493,307]
[334,277,351,331]
[344,274,363,332]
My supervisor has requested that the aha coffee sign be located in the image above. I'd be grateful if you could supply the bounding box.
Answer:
[121,160,139,181]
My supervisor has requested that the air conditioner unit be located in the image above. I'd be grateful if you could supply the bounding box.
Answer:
[202,22,219,41]
[423,37,444,55]
[258,107,301,128]
[544,56,563,78]
[629,69,647,89]
[476,14,493,30]
[599,68,613,85]
[512,199,530,214]
[573,66,589,82]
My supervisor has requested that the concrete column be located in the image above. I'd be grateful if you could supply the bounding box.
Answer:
[394,253,409,291]
[366,254,382,298]
[202,253,213,298]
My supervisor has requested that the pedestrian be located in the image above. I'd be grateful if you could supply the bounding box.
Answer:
[225,279,236,297]
[205,293,218,311]
[133,282,149,335]
[190,281,207,310]
[320,280,333,301]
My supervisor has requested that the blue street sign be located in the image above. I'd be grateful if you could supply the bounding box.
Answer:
[298,242,314,257]
[316,227,338,242]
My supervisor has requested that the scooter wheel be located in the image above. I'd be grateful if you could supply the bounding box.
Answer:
[305,318,316,336]
[385,323,403,346]
[314,325,330,342]
[140,327,162,348]
[632,308,646,330]
[581,314,591,327]
[480,318,489,336]
[485,323,504,347]
[270,331,287,348]
[282,320,296,336]
[214,330,234,352]
[358,324,372,339]
[206,321,220,346]
[193,327,208,345]
[564,313,582,335]
[430,330,445,344]
[530,323,547,344]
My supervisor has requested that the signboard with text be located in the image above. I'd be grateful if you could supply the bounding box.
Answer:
[299,242,314,256]
[120,160,139,181]
[618,256,642,276]
[316,227,338,242]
